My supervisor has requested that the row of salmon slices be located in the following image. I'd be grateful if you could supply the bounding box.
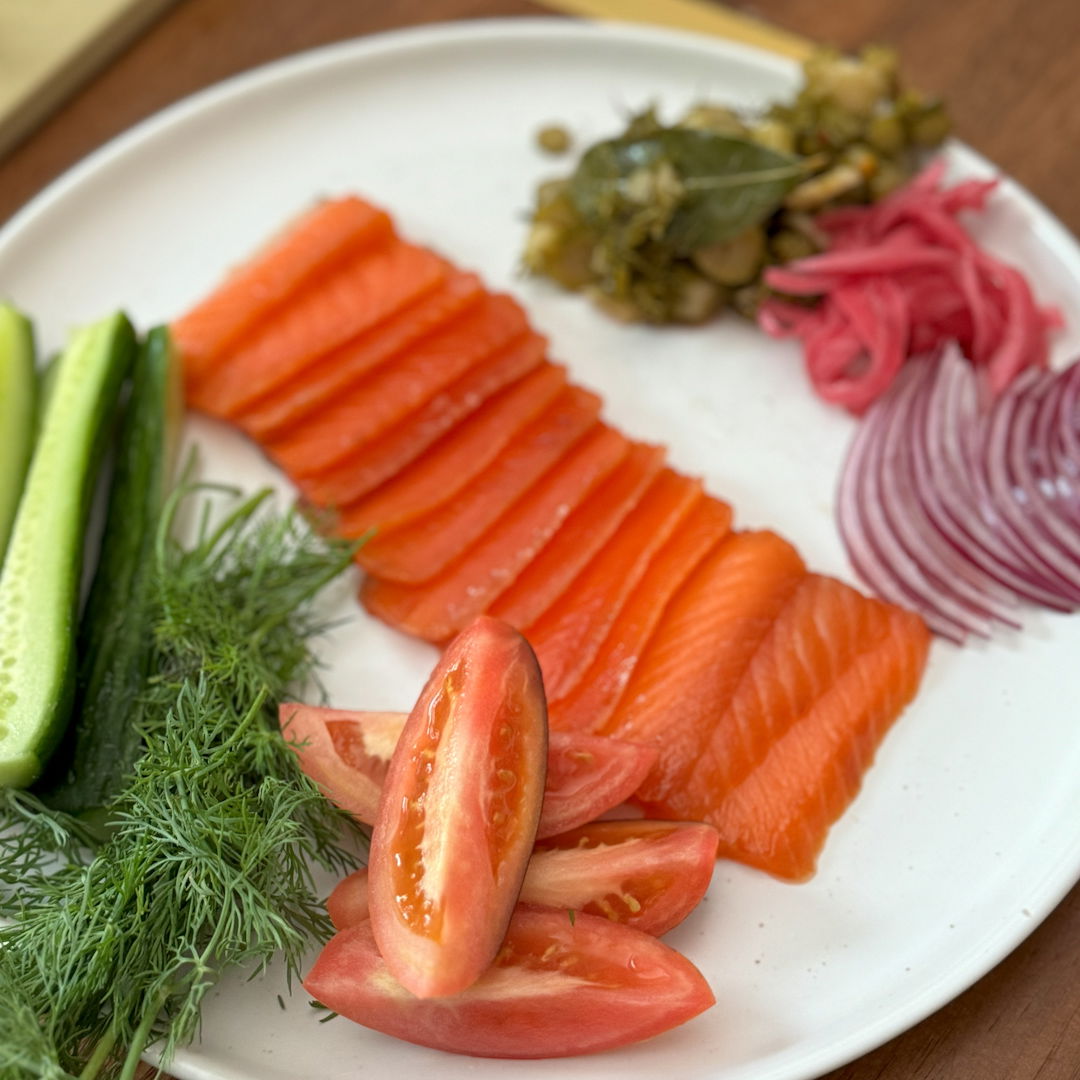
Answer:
[174,195,932,882]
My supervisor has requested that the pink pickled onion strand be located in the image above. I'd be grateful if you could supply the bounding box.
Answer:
[760,159,1063,414]
[837,344,1080,642]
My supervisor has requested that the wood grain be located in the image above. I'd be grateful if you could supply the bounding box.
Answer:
[3,2,1077,1078]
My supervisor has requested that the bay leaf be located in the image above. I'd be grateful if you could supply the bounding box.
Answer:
[569,129,805,254]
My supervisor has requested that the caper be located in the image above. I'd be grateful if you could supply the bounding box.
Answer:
[693,227,766,287]
[536,124,572,155]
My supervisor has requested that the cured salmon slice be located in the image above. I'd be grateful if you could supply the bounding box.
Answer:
[294,333,547,509]
[548,495,733,734]
[647,574,930,880]
[524,469,705,702]
[173,196,393,388]
[600,530,807,802]
[236,270,484,441]
[361,425,630,642]
[334,363,568,538]
[268,292,531,477]
[358,385,603,583]
[188,238,447,419]
[488,443,667,631]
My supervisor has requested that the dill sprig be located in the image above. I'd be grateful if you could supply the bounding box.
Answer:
[0,487,365,1079]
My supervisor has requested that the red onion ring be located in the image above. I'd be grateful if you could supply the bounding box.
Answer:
[837,345,1080,642]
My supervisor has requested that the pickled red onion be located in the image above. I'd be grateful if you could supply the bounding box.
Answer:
[760,161,1063,413]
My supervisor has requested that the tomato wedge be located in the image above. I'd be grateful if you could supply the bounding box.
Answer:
[278,706,402,821]
[539,732,656,836]
[304,907,715,1058]
[328,820,718,937]
[280,705,657,837]
[367,616,547,998]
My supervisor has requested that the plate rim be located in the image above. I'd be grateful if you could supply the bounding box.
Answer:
[2,16,1078,1080]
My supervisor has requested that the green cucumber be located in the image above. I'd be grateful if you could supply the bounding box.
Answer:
[47,327,181,812]
[0,312,135,789]
[0,302,37,565]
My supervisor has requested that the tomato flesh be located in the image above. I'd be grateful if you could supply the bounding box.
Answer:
[367,616,547,998]
[280,705,655,835]
[304,907,715,1058]
[528,819,719,935]
[278,705,401,820]
[329,819,718,937]
[538,731,656,836]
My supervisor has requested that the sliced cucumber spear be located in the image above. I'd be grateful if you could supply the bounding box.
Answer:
[47,327,181,812]
[0,302,37,565]
[0,312,135,789]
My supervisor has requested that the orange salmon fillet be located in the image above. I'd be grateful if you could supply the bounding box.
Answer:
[549,495,733,734]
[361,425,629,642]
[524,469,704,701]
[267,292,530,477]
[173,196,392,388]
[334,363,568,538]
[189,238,446,419]
[358,385,602,583]
[236,270,484,441]
[641,574,930,880]
[601,530,807,797]
[488,442,667,631]
[294,332,547,509]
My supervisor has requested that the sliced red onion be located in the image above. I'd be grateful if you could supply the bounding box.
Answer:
[915,353,1073,612]
[979,375,1080,602]
[874,363,1016,629]
[837,366,974,643]
[837,345,1080,642]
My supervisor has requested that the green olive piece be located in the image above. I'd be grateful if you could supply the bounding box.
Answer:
[692,227,766,287]
[536,124,572,154]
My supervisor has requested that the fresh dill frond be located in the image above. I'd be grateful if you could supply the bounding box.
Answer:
[0,488,365,1080]
[0,787,93,901]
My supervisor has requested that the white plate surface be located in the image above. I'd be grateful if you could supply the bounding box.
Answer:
[2,18,1079,1080]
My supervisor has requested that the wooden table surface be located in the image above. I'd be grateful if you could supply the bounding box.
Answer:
[2,2,1078,1078]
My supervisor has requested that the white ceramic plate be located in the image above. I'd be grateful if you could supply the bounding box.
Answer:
[2,18,1079,1080]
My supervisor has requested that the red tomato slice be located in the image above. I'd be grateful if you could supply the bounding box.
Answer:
[280,706,657,837]
[278,706,401,820]
[539,731,656,836]
[328,820,718,937]
[368,616,547,998]
[303,907,715,1058]
[526,819,719,935]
